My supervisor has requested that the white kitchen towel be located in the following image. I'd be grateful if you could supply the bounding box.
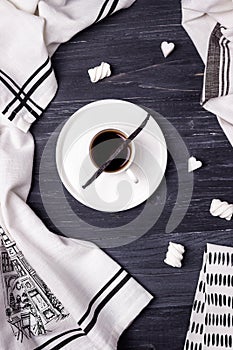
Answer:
[0,1,153,349]
[184,244,233,350]
[0,0,136,133]
[182,0,233,147]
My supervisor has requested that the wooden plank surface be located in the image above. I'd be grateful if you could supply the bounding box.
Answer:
[29,0,233,349]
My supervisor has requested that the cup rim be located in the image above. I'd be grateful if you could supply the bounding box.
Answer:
[89,128,135,174]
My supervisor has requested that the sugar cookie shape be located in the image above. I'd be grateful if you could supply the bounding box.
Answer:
[161,41,175,58]
[188,156,202,172]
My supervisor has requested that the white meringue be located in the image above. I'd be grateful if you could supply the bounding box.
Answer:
[88,62,111,83]
[164,241,185,268]
[210,199,233,221]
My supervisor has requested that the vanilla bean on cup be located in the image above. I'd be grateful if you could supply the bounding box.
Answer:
[89,128,138,182]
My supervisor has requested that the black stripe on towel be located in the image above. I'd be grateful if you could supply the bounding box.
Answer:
[0,73,40,119]
[35,268,129,350]
[219,38,231,97]
[225,40,231,95]
[49,332,86,350]
[3,57,49,115]
[94,0,111,23]
[220,38,227,97]
[84,274,131,333]
[34,329,82,350]
[50,274,131,350]
[8,64,53,121]
[0,70,44,114]
[78,267,124,325]
[106,0,119,17]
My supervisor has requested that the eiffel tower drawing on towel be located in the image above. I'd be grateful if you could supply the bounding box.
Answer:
[0,226,69,343]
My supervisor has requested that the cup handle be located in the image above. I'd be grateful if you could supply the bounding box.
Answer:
[125,168,139,184]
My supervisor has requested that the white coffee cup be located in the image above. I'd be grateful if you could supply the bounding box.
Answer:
[89,128,138,184]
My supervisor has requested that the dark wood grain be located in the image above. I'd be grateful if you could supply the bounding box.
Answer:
[29,0,233,349]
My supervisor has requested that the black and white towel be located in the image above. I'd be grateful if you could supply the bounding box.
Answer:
[0,1,153,349]
[0,0,136,133]
[184,244,233,350]
[182,0,233,147]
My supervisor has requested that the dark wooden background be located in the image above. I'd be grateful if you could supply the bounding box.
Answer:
[29,0,233,349]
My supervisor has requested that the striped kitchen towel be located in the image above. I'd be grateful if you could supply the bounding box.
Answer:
[0,0,136,132]
[182,0,233,147]
[0,1,153,349]
[184,244,233,350]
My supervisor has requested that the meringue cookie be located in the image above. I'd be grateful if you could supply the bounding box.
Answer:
[188,156,202,172]
[88,62,111,83]
[210,199,233,221]
[161,41,175,58]
[164,241,185,268]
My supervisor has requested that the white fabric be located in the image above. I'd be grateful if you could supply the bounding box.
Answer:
[0,0,135,132]
[182,0,233,147]
[184,243,233,350]
[0,1,153,349]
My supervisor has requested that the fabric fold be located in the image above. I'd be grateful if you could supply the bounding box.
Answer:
[0,0,136,133]
[0,1,153,349]
[0,109,153,350]
[0,0,57,133]
[182,0,233,147]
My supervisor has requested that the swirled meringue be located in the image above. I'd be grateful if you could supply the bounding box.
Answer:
[164,241,185,268]
[88,62,111,83]
[210,199,233,221]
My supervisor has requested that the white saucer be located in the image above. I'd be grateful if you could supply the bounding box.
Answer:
[56,99,167,212]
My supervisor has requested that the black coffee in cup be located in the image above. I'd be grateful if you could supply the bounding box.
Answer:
[90,129,131,172]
